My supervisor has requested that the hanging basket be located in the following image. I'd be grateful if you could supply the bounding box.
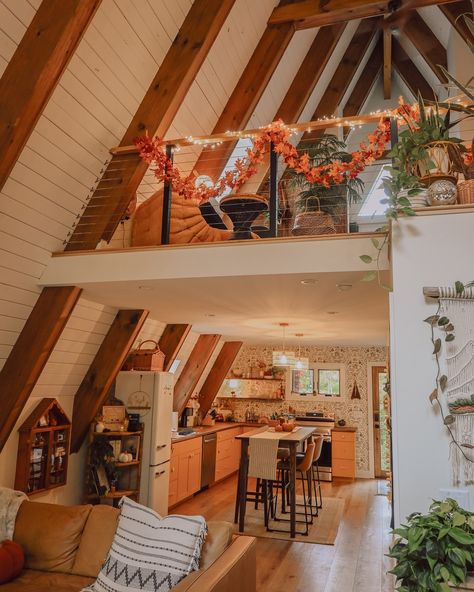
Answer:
[457,179,474,204]
[131,340,165,371]
[291,195,337,236]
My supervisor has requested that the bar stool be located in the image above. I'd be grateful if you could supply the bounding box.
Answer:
[296,435,323,516]
[268,441,316,535]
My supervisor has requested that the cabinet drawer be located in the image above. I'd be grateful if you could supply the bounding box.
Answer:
[333,441,355,460]
[333,458,355,478]
[332,431,355,442]
[217,427,241,442]
[171,437,202,456]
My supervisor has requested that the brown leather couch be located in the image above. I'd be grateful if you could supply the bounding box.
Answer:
[3,500,256,592]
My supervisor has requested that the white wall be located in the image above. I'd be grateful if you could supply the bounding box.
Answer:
[391,210,474,525]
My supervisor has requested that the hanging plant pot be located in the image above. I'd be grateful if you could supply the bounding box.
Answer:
[398,188,428,209]
[417,142,458,186]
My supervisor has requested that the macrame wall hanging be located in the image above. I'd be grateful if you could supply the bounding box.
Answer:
[425,286,474,486]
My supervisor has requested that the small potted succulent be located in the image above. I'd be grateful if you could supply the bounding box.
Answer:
[389,498,474,591]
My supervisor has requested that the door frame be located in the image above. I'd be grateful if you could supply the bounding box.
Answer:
[371,364,389,479]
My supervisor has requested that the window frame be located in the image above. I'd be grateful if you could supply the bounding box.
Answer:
[286,362,347,401]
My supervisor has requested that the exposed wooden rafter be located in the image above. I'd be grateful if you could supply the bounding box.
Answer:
[0,287,82,453]
[268,0,458,30]
[173,334,221,415]
[440,1,474,47]
[383,27,392,99]
[71,309,149,452]
[158,324,192,371]
[392,37,437,100]
[192,20,295,181]
[401,11,448,82]
[198,341,243,420]
[65,0,235,251]
[0,0,101,194]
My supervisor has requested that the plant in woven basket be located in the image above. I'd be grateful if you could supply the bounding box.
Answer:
[288,135,364,235]
[389,498,474,592]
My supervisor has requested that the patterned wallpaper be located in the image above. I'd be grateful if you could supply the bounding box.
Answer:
[216,344,388,475]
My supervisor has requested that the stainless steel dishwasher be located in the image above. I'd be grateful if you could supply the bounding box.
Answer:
[201,433,217,489]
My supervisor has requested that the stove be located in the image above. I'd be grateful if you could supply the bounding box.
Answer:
[294,413,335,481]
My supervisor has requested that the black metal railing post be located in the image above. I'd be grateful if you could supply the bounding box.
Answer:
[390,116,398,166]
[269,141,278,238]
[161,144,173,245]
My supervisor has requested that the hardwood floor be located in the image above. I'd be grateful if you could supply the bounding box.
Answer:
[174,476,396,592]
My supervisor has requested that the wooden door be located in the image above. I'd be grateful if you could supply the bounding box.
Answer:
[372,366,389,478]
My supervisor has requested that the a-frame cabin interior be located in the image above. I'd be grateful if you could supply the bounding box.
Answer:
[0,1,474,591]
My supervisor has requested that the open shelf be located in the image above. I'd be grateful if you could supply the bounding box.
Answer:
[227,377,284,382]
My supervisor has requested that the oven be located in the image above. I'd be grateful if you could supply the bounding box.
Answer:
[295,414,335,481]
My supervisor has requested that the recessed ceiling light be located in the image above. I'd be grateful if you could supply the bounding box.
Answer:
[300,279,318,286]
[205,313,216,317]
[327,311,339,315]
[138,285,153,291]
[337,283,353,292]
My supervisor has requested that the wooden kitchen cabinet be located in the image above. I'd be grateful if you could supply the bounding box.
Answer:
[215,427,241,482]
[169,437,202,507]
[332,430,356,479]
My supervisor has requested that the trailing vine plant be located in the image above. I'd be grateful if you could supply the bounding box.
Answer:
[425,280,474,464]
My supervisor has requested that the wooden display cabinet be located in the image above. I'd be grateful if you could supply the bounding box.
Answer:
[15,398,71,495]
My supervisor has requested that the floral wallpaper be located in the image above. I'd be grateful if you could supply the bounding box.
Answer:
[216,344,388,475]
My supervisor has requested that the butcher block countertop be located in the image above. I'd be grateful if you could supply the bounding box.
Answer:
[331,426,357,432]
[171,422,263,443]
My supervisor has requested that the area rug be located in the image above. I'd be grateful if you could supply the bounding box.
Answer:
[218,496,344,545]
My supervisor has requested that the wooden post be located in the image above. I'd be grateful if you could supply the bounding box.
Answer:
[70,309,149,453]
[0,286,82,453]
[173,334,221,415]
[392,39,436,100]
[161,144,174,245]
[158,324,192,371]
[269,142,279,238]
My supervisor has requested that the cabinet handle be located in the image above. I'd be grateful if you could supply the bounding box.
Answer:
[154,470,166,477]
[156,444,167,450]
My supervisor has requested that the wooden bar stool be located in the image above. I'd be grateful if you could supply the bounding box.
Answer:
[296,435,323,516]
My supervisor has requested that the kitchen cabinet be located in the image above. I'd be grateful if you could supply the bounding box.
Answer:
[169,437,202,507]
[215,427,242,482]
[332,430,356,479]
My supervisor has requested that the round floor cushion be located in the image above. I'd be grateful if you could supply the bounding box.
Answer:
[0,540,24,584]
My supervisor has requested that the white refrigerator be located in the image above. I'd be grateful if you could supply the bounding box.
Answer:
[115,371,174,516]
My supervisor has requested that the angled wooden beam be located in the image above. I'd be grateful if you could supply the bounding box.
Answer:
[0,286,82,453]
[440,1,474,47]
[192,20,295,181]
[383,27,392,99]
[65,0,235,251]
[401,11,448,82]
[302,18,381,144]
[158,324,192,371]
[392,37,436,100]
[198,341,243,420]
[71,309,148,452]
[173,334,220,415]
[0,0,101,194]
[268,0,457,30]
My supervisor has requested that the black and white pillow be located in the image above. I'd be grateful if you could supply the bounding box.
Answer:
[83,497,207,592]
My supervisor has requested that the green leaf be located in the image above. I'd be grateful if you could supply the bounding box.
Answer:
[362,271,377,282]
[433,338,442,354]
[455,281,465,295]
[438,317,450,326]
[446,334,455,342]
[452,512,467,527]
[440,566,450,582]
[424,315,440,325]
[449,527,474,545]
[444,415,455,426]
[439,375,448,392]
[445,323,455,332]
[438,526,451,540]
[381,283,392,291]
[371,237,379,249]
[360,254,373,264]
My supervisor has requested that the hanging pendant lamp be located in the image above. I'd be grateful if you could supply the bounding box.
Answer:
[272,322,296,367]
[294,333,309,370]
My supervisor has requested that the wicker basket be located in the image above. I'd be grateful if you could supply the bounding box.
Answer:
[292,211,336,236]
[458,179,474,204]
[132,340,165,371]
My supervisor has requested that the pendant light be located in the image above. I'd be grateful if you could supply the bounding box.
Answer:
[272,322,296,367]
[294,333,309,370]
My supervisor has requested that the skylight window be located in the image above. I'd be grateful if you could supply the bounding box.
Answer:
[358,166,390,218]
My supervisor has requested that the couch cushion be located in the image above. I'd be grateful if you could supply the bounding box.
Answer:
[0,568,94,592]
[200,522,233,570]
[84,497,207,592]
[71,505,119,578]
[13,501,92,573]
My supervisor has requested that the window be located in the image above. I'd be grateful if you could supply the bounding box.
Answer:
[317,369,341,396]
[292,369,314,394]
[357,165,390,219]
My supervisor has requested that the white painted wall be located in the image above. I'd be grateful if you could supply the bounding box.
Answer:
[391,210,474,525]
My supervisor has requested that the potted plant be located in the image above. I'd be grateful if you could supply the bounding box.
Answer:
[288,135,364,236]
[389,498,474,591]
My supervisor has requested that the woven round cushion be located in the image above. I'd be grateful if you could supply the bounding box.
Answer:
[0,540,24,584]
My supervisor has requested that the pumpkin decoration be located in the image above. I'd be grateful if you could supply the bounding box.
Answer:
[0,540,24,584]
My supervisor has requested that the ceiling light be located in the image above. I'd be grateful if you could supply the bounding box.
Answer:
[327,311,339,315]
[205,313,216,317]
[300,279,318,286]
[138,285,153,291]
[337,283,352,292]
[294,333,309,370]
[272,322,296,368]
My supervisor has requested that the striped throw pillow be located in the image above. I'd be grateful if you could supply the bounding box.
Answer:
[83,497,207,592]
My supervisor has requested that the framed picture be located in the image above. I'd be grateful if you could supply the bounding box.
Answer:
[102,405,126,431]
[91,465,109,495]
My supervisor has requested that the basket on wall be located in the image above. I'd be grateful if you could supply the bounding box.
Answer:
[457,179,474,204]
[131,340,165,371]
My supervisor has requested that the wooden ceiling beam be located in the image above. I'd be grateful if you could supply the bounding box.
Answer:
[0,0,101,194]
[269,1,460,29]
[392,37,437,100]
[383,27,392,99]
[198,341,243,420]
[440,1,474,47]
[0,286,82,453]
[158,324,192,371]
[173,334,221,415]
[70,309,149,452]
[192,19,295,181]
[401,11,448,82]
[65,0,235,251]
